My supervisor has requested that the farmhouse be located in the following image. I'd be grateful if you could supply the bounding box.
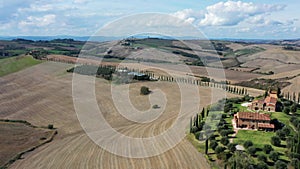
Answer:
[128,72,150,80]
[249,91,278,112]
[234,112,274,131]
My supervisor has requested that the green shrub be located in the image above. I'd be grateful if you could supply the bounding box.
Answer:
[257,154,267,162]
[243,140,253,148]
[48,124,54,129]
[152,104,160,109]
[210,140,218,150]
[276,130,286,140]
[275,160,287,169]
[140,86,151,95]
[263,144,273,154]
[215,146,226,154]
[269,151,279,162]
[220,137,229,146]
[247,146,257,156]
[227,143,237,152]
[256,162,268,169]
[271,136,281,146]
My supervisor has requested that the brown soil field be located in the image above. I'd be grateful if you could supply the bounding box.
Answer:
[259,69,300,80]
[239,45,300,74]
[189,66,261,83]
[46,54,261,83]
[0,61,243,169]
[225,43,246,50]
[0,121,54,168]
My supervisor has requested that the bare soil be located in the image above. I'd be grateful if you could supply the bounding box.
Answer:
[0,121,53,168]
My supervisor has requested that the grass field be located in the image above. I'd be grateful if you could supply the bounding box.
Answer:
[234,130,288,161]
[0,56,42,77]
[271,111,300,132]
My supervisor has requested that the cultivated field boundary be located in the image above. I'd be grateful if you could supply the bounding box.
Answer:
[0,119,58,169]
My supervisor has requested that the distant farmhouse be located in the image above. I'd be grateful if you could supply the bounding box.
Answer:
[249,91,278,112]
[115,68,151,83]
[234,112,274,131]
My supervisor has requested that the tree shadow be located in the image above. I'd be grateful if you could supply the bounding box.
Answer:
[279,158,290,163]
[278,144,286,148]
[266,161,274,166]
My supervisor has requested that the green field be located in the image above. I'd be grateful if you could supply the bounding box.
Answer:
[0,56,42,77]
[234,130,288,161]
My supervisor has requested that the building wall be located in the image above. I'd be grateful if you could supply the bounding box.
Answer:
[236,118,271,129]
[265,105,276,112]
[250,102,276,112]
[237,119,258,129]
[250,102,264,111]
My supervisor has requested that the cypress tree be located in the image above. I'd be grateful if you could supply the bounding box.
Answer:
[201,108,205,118]
[190,117,193,133]
[277,87,281,98]
[205,139,209,155]
[195,114,199,128]
[206,108,209,117]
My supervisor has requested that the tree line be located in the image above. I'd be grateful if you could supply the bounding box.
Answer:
[158,75,248,96]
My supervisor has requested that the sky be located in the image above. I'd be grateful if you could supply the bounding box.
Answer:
[0,0,299,39]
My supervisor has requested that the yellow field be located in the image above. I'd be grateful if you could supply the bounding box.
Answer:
[0,62,245,169]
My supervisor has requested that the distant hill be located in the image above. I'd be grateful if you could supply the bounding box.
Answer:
[0,36,122,42]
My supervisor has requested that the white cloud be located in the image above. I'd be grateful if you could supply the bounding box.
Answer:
[18,4,53,12]
[199,1,285,26]
[73,0,89,4]
[19,14,56,27]
[171,9,203,24]
[236,27,250,33]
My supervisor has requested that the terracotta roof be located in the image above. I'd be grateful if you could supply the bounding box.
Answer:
[266,103,276,107]
[264,96,277,104]
[237,112,271,121]
[270,93,278,99]
[258,123,275,129]
[252,99,264,104]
